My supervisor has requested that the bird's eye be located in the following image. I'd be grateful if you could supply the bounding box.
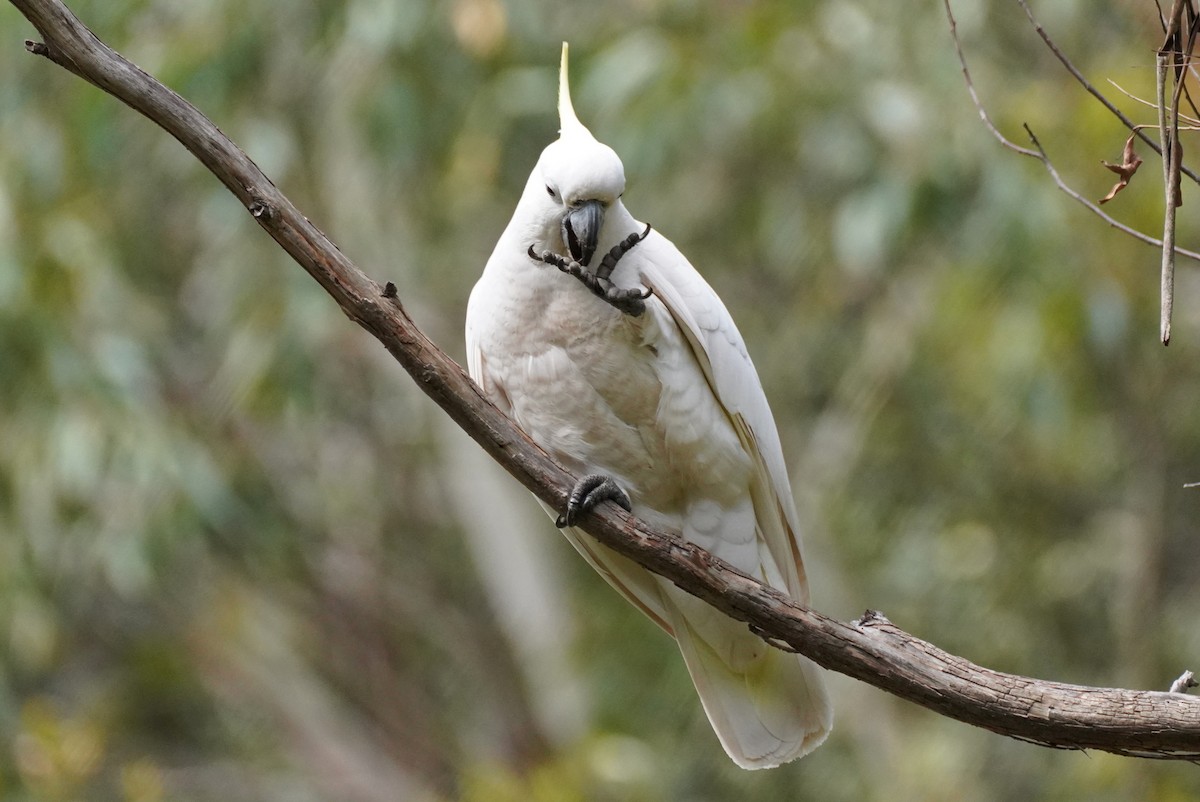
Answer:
[546,185,558,199]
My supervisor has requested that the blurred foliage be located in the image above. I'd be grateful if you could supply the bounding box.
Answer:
[1,0,1199,799]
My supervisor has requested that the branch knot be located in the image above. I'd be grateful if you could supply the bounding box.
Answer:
[248,199,275,221]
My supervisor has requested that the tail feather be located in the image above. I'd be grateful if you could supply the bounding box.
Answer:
[552,513,832,768]
[662,583,832,768]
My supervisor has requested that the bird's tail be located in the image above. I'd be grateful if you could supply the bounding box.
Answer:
[660,583,832,769]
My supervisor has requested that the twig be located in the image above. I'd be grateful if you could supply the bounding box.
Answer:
[1170,670,1197,693]
[943,2,1038,158]
[1016,0,1200,186]
[12,0,1200,760]
[944,0,1200,263]
[1156,0,1196,344]
[1107,79,1200,126]
[1157,45,1179,345]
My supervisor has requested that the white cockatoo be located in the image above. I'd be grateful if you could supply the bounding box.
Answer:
[465,44,831,769]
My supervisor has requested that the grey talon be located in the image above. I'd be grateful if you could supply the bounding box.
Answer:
[596,224,652,282]
[555,473,632,528]
[527,224,652,317]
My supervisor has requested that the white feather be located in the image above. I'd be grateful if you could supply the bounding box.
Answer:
[465,43,831,768]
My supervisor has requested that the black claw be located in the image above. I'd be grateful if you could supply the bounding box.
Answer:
[602,284,653,316]
[595,224,652,282]
[528,224,653,317]
[555,473,633,528]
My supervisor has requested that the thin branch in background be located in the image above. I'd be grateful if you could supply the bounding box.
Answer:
[1170,670,1198,693]
[1016,0,1200,186]
[943,0,1200,263]
[1181,3,1200,121]
[1108,79,1200,126]
[943,2,1037,157]
[1155,0,1197,345]
[1156,49,1178,344]
[1159,0,1200,123]
[1156,34,1174,345]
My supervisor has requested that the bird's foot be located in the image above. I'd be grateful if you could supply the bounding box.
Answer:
[555,473,632,528]
[528,224,653,317]
[594,224,653,282]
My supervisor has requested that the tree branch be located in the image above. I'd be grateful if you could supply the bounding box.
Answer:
[944,0,1200,266]
[10,0,1200,760]
[1017,0,1200,186]
[1155,0,1197,344]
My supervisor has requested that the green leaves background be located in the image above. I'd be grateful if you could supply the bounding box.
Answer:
[0,0,1198,799]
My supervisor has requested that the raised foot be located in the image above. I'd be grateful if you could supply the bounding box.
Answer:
[529,224,653,316]
[555,473,632,528]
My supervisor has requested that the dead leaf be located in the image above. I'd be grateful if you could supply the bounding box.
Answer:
[1099,133,1143,204]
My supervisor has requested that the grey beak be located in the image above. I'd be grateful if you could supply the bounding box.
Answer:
[562,199,604,266]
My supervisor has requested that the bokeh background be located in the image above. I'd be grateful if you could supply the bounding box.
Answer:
[2,0,1199,799]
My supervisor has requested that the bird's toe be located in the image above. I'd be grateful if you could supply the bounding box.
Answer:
[556,473,632,528]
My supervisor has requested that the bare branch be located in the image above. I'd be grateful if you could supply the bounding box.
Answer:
[1016,0,1200,186]
[943,4,1037,157]
[1170,670,1197,693]
[1155,0,1198,344]
[11,0,1200,760]
[1156,45,1179,345]
[1109,78,1200,126]
[944,0,1200,264]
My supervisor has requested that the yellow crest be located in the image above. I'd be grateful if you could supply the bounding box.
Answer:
[558,42,590,138]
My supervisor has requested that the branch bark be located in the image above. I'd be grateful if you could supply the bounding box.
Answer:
[10,0,1200,760]
[1155,0,1197,344]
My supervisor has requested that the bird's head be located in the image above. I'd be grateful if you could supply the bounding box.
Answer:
[524,43,626,267]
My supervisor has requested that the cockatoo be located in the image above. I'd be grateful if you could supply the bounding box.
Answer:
[465,44,831,769]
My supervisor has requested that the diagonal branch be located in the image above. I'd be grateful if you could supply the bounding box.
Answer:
[1017,0,1200,186]
[945,0,1200,265]
[10,0,1200,760]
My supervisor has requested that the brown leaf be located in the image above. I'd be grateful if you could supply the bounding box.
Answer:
[1098,133,1143,204]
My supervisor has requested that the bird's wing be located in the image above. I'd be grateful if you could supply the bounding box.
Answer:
[548,506,675,633]
[466,275,675,632]
[631,230,830,767]
[464,289,486,397]
[634,230,809,603]
[465,280,513,419]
